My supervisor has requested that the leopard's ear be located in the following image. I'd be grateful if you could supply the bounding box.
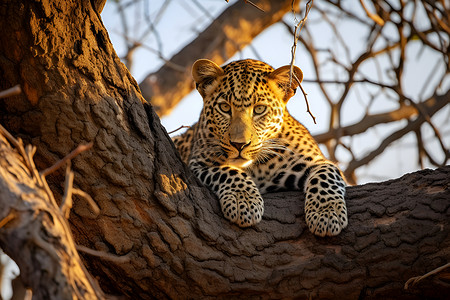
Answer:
[192,59,224,97]
[268,65,303,102]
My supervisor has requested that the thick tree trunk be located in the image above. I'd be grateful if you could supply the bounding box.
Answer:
[0,1,449,300]
[138,0,298,117]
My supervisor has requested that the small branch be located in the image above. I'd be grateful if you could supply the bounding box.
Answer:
[288,0,315,124]
[242,0,265,12]
[76,245,131,264]
[294,73,316,124]
[41,142,93,176]
[359,0,385,26]
[72,189,100,216]
[313,91,446,144]
[0,212,15,229]
[60,163,74,219]
[0,84,21,99]
[289,0,314,87]
[0,124,27,160]
[415,129,425,169]
[168,125,191,135]
[343,90,450,179]
[405,263,450,290]
[225,0,265,12]
[112,29,186,73]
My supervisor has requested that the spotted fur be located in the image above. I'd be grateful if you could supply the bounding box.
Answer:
[173,59,347,237]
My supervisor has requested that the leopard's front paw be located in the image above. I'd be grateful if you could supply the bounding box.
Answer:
[220,191,264,227]
[305,196,347,237]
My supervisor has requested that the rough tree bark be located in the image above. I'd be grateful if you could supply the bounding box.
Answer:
[0,1,449,299]
[138,0,298,117]
[1,128,449,299]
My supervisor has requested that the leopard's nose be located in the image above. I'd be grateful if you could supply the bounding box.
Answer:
[230,141,250,152]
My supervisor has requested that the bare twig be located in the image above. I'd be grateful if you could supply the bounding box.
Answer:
[0,124,27,162]
[72,189,100,216]
[415,129,425,169]
[359,0,385,26]
[288,0,314,123]
[242,0,265,12]
[289,0,313,86]
[0,84,21,99]
[41,142,93,176]
[60,163,74,219]
[0,212,15,229]
[312,97,435,143]
[405,263,450,289]
[112,29,186,73]
[168,125,191,135]
[76,245,131,264]
[225,0,265,12]
[293,73,316,124]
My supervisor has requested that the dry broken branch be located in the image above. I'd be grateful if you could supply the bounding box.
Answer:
[0,84,21,99]
[0,128,104,300]
[167,125,191,135]
[41,142,93,176]
[405,263,450,290]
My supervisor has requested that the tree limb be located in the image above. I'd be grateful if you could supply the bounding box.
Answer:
[313,90,449,143]
[343,90,450,179]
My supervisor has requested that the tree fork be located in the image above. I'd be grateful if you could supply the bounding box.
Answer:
[0,1,449,299]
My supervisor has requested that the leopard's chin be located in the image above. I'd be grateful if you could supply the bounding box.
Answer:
[226,157,253,168]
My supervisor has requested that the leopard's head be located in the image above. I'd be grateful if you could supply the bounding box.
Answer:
[192,59,303,168]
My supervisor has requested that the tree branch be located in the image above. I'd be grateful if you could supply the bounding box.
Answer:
[313,90,449,143]
[343,90,449,179]
[0,131,104,300]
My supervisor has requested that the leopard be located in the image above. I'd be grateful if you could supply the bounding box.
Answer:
[172,59,347,237]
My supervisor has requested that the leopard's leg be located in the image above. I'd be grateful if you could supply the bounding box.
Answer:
[304,163,347,237]
[190,161,264,227]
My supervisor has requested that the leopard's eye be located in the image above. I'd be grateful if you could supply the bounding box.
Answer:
[218,102,231,114]
[253,105,267,115]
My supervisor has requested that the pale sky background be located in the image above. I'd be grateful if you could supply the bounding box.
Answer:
[1,1,449,298]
